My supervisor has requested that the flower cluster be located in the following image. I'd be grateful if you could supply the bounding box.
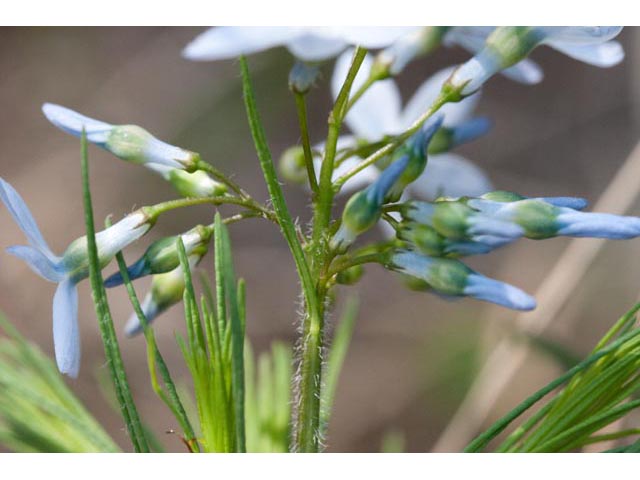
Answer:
[0,26,628,383]
[1,105,229,377]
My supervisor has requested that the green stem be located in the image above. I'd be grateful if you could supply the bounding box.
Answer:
[312,47,367,250]
[146,195,275,223]
[113,247,200,452]
[80,131,150,453]
[333,93,450,189]
[239,56,323,452]
[294,92,318,193]
[196,160,248,198]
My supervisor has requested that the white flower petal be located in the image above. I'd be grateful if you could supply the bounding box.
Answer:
[540,26,623,45]
[182,27,301,60]
[401,67,480,129]
[333,49,403,140]
[0,177,57,259]
[286,34,348,61]
[443,26,495,52]
[547,41,624,67]
[408,153,493,201]
[42,103,112,145]
[53,279,80,378]
[6,245,63,283]
[501,58,544,84]
[331,26,420,49]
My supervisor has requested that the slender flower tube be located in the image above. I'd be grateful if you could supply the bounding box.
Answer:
[468,196,640,240]
[182,26,418,63]
[0,178,153,377]
[331,55,493,200]
[448,26,624,96]
[389,250,536,311]
[124,255,202,337]
[42,103,201,172]
[331,154,412,251]
[104,225,212,287]
[385,113,444,201]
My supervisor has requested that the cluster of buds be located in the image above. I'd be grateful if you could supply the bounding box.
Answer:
[379,190,640,310]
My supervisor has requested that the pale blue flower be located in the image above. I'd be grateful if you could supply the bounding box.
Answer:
[42,103,201,171]
[444,27,544,86]
[183,27,417,63]
[390,250,536,311]
[449,27,624,96]
[469,196,640,240]
[332,53,493,200]
[0,178,152,377]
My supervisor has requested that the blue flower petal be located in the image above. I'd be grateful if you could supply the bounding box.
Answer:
[103,257,149,288]
[450,117,493,147]
[464,274,536,311]
[467,216,525,239]
[124,294,160,337]
[52,279,80,378]
[557,211,640,239]
[0,178,56,259]
[42,103,112,146]
[6,245,63,283]
[536,196,588,210]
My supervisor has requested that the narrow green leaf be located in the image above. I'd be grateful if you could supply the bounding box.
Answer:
[80,129,149,452]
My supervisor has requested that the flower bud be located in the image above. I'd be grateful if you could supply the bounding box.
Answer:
[331,153,412,251]
[289,62,320,94]
[386,114,444,201]
[335,264,364,285]
[42,103,201,171]
[104,224,212,287]
[279,146,308,184]
[389,250,536,311]
[146,165,227,198]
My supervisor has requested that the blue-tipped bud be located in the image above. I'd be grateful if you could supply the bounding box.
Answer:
[386,114,444,201]
[289,62,321,94]
[402,199,524,243]
[397,222,500,258]
[42,103,201,171]
[331,154,411,251]
[124,255,201,336]
[390,250,536,311]
[469,194,640,240]
[104,225,212,287]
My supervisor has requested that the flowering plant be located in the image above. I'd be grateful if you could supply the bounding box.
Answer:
[1,26,640,453]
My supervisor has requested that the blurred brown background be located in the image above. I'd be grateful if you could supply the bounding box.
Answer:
[0,27,639,452]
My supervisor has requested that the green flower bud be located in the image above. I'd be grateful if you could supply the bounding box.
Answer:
[106,125,201,171]
[167,169,227,198]
[336,264,364,285]
[279,146,308,184]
